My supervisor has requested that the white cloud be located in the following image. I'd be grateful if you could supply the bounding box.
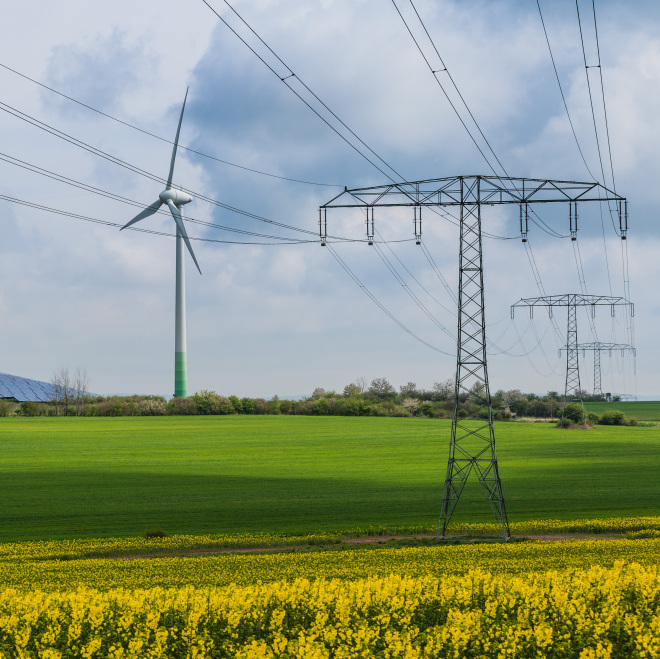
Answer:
[0,0,656,397]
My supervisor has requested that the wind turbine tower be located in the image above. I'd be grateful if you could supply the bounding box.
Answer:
[121,90,201,398]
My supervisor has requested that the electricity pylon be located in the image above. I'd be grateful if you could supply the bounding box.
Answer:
[559,342,636,396]
[321,175,627,540]
[511,296,634,420]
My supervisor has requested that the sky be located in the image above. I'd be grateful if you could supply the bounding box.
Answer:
[0,0,658,398]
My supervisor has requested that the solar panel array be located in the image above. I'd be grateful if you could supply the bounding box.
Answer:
[0,372,57,402]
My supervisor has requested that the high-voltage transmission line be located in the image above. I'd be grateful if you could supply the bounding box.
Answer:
[559,341,636,397]
[511,295,634,422]
[321,175,628,541]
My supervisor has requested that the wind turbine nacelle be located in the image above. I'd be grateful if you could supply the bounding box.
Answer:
[160,188,193,206]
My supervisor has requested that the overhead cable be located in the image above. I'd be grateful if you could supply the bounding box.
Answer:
[0,61,339,188]
[200,0,520,240]
[326,244,452,355]
[0,193,316,245]
[0,100,330,238]
[535,0,597,180]
[391,0,567,240]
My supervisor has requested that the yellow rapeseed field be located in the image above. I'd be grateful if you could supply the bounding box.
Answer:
[1,521,660,657]
[0,563,659,658]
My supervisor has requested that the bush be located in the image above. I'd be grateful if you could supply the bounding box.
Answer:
[193,390,235,415]
[0,401,12,417]
[19,401,41,417]
[586,412,600,425]
[598,409,626,426]
[251,398,268,414]
[312,398,330,415]
[139,399,166,416]
[166,397,198,416]
[268,397,282,415]
[562,403,585,425]
[279,399,293,414]
[95,399,125,416]
[240,398,256,414]
[144,529,167,539]
[371,401,410,417]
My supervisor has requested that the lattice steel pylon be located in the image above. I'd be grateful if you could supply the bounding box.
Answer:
[559,342,636,396]
[439,178,509,540]
[512,295,634,420]
[320,175,628,541]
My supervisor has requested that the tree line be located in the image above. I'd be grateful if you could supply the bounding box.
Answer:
[0,373,627,421]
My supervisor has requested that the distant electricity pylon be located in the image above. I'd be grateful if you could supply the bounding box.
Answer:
[559,342,636,396]
[511,295,634,420]
[321,175,628,541]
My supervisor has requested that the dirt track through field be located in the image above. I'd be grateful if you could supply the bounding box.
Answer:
[96,533,626,561]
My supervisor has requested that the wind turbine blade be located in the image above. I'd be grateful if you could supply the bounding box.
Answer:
[166,200,202,275]
[166,88,189,188]
[121,200,163,230]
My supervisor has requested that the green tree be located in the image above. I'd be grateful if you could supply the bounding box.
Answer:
[368,378,395,398]
[399,382,419,398]
[343,383,362,397]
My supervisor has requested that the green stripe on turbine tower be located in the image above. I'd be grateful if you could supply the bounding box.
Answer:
[119,89,201,399]
[174,352,187,398]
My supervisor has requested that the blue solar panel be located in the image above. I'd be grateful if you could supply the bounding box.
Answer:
[0,372,58,402]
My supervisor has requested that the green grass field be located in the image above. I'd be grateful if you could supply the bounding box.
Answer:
[0,416,659,541]
[585,400,660,421]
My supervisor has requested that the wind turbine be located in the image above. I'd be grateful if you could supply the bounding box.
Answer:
[121,89,201,398]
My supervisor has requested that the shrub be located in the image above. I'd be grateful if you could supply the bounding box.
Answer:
[166,397,198,416]
[371,401,410,417]
[144,529,167,539]
[598,409,627,426]
[0,401,12,417]
[268,396,282,415]
[19,401,42,417]
[240,398,256,414]
[312,398,330,415]
[562,403,585,425]
[586,412,600,425]
[139,399,166,416]
[279,399,293,415]
[253,399,269,415]
[94,399,128,416]
[292,400,314,415]
[402,398,420,415]
[193,390,235,415]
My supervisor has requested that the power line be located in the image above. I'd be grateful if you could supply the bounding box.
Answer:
[0,99,331,238]
[535,0,597,180]
[200,0,405,184]
[0,61,340,188]
[391,0,504,177]
[372,241,456,341]
[200,0,524,241]
[591,0,617,193]
[0,193,315,245]
[0,152,312,243]
[391,0,567,241]
[326,244,452,354]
